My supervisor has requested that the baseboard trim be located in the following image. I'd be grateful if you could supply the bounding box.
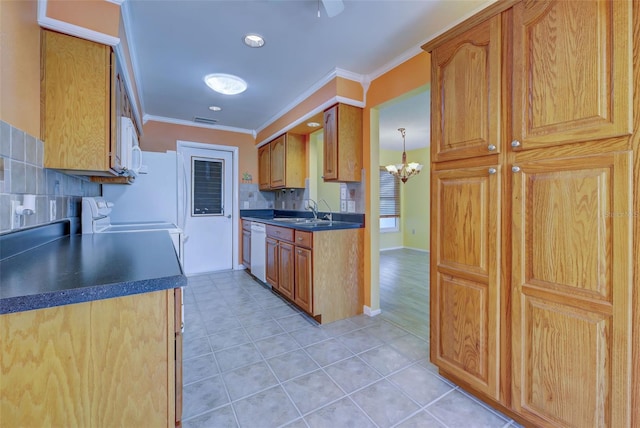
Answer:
[363,305,382,317]
[404,247,430,253]
[379,246,430,253]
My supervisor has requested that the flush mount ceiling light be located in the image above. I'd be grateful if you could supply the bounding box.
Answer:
[204,73,247,95]
[307,122,321,128]
[243,33,265,48]
[385,128,424,183]
[208,106,222,112]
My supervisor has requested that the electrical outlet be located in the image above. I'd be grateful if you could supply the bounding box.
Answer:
[50,200,57,221]
[340,187,347,200]
[347,201,356,213]
[341,201,347,212]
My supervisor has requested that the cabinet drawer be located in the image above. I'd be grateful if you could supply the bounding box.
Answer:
[266,225,294,242]
[294,231,313,249]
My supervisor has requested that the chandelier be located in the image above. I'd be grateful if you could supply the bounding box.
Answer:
[385,128,423,183]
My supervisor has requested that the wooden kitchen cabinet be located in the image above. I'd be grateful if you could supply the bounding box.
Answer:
[430,162,501,400]
[265,236,279,288]
[266,224,363,323]
[511,150,633,427]
[0,290,179,427]
[293,230,313,314]
[259,133,305,190]
[323,103,363,182]
[258,144,271,190]
[511,0,632,151]
[508,1,634,426]
[242,220,251,269]
[430,15,502,162]
[277,241,295,300]
[424,0,638,426]
[41,30,136,182]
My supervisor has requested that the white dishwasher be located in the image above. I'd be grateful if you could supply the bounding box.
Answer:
[250,222,266,283]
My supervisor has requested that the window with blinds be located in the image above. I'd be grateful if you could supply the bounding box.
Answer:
[379,166,400,217]
[192,157,224,216]
[379,166,400,231]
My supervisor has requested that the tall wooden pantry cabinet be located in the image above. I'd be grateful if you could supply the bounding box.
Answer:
[423,1,639,427]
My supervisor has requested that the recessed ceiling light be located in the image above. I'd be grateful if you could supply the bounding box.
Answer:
[204,73,247,95]
[307,122,321,128]
[243,33,265,48]
[209,106,222,112]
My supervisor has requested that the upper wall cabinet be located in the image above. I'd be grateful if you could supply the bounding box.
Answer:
[431,15,503,163]
[323,103,362,182]
[258,132,305,190]
[511,0,632,151]
[258,144,271,190]
[41,30,135,182]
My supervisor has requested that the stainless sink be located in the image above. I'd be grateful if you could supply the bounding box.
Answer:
[273,218,333,226]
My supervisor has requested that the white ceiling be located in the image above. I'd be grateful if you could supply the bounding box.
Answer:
[124,0,493,146]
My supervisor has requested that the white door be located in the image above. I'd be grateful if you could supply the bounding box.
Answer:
[178,144,234,275]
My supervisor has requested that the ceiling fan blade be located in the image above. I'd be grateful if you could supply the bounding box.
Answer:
[321,0,344,17]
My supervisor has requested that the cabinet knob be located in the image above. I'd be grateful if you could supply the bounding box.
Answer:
[512,166,521,173]
[297,237,303,241]
[488,168,497,174]
[297,250,302,254]
[488,144,497,151]
[511,140,521,148]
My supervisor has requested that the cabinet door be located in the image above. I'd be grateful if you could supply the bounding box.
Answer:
[278,242,294,300]
[323,105,339,181]
[430,163,501,399]
[41,30,113,172]
[242,229,251,269]
[258,145,271,190]
[511,151,633,427]
[270,135,286,188]
[294,246,313,314]
[431,15,502,162]
[512,0,632,150]
[266,237,278,288]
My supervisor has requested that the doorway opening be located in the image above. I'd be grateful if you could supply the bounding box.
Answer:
[376,87,431,339]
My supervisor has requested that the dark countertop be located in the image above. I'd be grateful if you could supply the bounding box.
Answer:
[0,224,186,315]
[241,209,364,231]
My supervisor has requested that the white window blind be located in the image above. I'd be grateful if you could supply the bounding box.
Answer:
[379,166,400,218]
[192,157,223,216]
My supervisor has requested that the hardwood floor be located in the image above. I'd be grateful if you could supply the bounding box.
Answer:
[379,248,430,340]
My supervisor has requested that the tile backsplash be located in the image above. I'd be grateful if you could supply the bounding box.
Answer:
[0,120,101,233]
[239,172,365,214]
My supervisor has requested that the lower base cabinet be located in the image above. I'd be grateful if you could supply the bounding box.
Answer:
[0,289,181,427]
[265,224,363,324]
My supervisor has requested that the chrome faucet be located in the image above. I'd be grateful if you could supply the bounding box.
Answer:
[305,199,319,219]
[319,199,333,221]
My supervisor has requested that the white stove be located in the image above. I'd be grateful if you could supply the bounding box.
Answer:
[81,197,184,266]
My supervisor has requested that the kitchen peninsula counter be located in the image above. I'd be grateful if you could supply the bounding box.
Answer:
[0,220,186,314]
[1,220,184,427]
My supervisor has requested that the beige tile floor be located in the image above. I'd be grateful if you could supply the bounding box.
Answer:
[181,269,523,428]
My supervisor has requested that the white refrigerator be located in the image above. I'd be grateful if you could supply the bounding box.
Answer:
[103,151,179,225]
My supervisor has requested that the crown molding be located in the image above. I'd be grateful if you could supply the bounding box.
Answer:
[144,115,256,137]
[37,0,120,46]
[255,67,365,136]
[256,95,364,147]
